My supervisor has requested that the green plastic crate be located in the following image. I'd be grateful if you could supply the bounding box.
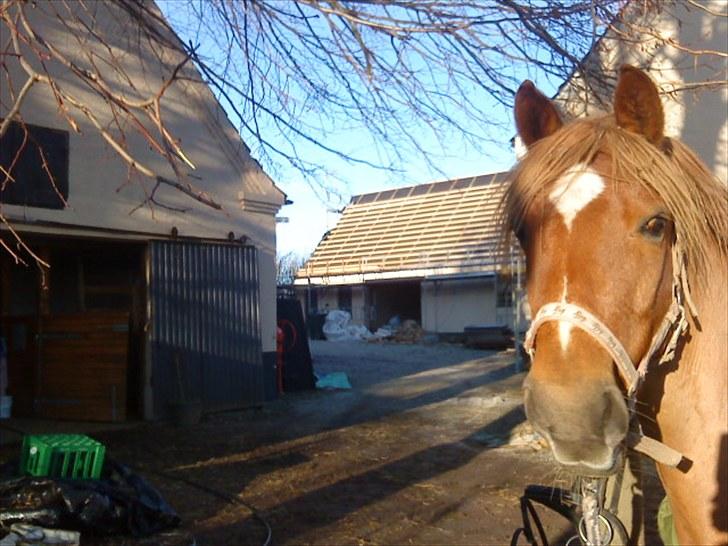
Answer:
[21,434,106,480]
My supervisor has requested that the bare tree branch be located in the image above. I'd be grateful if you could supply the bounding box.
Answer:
[1,0,726,269]
[0,73,37,138]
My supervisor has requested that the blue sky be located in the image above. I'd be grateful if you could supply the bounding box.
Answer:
[158,2,560,257]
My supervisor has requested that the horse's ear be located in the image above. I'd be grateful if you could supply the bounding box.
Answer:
[514,80,563,147]
[614,65,664,145]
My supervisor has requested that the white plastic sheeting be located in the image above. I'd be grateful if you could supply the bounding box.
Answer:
[322,310,373,341]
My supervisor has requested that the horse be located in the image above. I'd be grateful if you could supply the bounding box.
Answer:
[503,65,727,544]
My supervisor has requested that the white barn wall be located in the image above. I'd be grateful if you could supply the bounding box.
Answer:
[421,278,497,334]
[2,2,284,239]
[258,250,278,351]
[557,2,727,185]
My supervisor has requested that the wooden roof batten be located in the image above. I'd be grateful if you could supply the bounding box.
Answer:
[296,172,520,285]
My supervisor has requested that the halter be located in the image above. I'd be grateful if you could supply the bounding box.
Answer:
[523,242,696,469]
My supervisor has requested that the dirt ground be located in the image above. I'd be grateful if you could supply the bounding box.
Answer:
[2,341,592,545]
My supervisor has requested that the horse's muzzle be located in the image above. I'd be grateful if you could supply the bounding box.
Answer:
[524,377,629,476]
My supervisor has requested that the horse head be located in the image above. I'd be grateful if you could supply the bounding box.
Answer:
[509,66,689,475]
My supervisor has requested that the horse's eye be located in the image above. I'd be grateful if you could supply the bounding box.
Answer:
[640,216,668,240]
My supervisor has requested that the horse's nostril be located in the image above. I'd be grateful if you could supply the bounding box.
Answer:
[603,387,629,448]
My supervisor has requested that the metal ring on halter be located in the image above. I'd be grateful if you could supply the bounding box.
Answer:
[578,514,614,545]
[565,535,582,546]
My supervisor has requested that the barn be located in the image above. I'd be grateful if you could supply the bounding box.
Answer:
[0,2,285,421]
[294,173,526,341]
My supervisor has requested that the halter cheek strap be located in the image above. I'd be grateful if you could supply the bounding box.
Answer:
[522,244,693,468]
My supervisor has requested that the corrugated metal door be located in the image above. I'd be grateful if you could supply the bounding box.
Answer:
[149,240,262,418]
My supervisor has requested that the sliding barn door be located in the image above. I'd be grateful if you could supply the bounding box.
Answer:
[149,241,263,418]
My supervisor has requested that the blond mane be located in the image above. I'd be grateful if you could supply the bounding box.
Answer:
[501,115,728,288]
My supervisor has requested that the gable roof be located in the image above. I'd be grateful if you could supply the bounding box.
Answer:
[296,172,516,285]
[149,2,287,210]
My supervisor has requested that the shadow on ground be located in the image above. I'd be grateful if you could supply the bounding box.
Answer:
[1,342,575,545]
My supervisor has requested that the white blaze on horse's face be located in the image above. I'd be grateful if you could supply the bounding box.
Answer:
[558,277,571,352]
[548,163,606,232]
[548,164,606,352]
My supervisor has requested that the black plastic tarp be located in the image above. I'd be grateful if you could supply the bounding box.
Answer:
[0,460,179,538]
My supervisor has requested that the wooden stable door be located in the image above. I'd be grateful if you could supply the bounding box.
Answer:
[36,312,129,421]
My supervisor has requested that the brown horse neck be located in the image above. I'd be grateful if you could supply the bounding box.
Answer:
[684,250,728,374]
[639,249,727,433]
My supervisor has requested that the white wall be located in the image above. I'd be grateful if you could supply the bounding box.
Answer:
[421,278,496,333]
[556,2,727,184]
[258,248,278,352]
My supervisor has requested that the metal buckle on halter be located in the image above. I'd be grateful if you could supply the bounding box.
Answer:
[510,474,629,546]
[578,477,613,546]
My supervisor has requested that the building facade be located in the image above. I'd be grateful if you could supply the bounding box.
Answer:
[0,1,286,420]
[295,173,526,339]
[552,1,727,184]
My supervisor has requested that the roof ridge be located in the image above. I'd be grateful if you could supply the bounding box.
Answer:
[351,171,508,205]
[298,171,519,282]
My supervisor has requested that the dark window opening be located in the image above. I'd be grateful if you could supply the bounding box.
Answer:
[338,286,352,313]
[0,120,69,209]
[49,252,81,314]
[46,246,139,313]
[368,281,421,330]
[2,261,38,317]
[497,273,513,307]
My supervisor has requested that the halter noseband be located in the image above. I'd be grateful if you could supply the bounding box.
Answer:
[523,243,695,468]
